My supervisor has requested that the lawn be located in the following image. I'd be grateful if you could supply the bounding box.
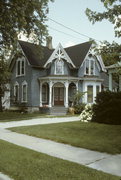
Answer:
[9,121,121,154]
[0,112,75,122]
[0,112,49,122]
[0,140,120,180]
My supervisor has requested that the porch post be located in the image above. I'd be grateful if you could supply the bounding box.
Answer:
[76,81,79,92]
[40,82,42,107]
[49,81,53,107]
[119,75,121,91]
[109,72,113,91]
[65,81,69,108]
[93,84,97,103]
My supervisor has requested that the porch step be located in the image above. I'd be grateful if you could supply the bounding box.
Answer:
[50,106,68,116]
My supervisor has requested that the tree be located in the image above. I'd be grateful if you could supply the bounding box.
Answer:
[0,60,10,112]
[0,0,54,111]
[85,0,121,65]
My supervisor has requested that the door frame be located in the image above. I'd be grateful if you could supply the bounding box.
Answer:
[54,87,64,106]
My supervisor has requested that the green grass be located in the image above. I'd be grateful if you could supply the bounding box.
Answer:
[0,112,76,122]
[0,140,120,180]
[10,121,121,154]
[0,112,48,122]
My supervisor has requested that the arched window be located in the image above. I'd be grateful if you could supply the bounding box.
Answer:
[14,82,19,102]
[22,81,27,102]
[85,58,95,75]
[16,58,25,76]
[55,59,64,75]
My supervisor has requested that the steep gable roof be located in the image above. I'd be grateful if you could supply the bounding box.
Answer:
[19,40,54,67]
[44,43,76,68]
[18,40,92,68]
[65,41,92,68]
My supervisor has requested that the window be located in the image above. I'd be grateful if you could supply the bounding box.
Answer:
[85,58,95,75]
[90,60,94,75]
[42,84,47,102]
[55,59,64,75]
[22,81,27,102]
[87,85,93,103]
[16,58,25,76]
[14,82,19,102]
[96,86,100,95]
[17,61,20,76]
[86,60,89,74]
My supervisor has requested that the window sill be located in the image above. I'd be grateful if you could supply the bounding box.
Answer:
[16,74,25,78]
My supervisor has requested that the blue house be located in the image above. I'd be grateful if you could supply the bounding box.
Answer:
[10,38,108,113]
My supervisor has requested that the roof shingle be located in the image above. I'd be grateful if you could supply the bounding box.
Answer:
[19,40,92,68]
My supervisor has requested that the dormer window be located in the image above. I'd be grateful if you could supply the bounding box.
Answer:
[16,58,25,76]
[55,59,64,75]
[85,58,95,75]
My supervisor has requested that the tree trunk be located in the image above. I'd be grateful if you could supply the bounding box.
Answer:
[0,95,3,112]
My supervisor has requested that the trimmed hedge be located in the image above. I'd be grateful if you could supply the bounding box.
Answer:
[92,91,121,125]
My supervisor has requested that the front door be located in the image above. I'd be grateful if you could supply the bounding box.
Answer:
[54,87,64,105]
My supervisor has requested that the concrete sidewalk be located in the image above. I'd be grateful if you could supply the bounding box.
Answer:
[0,116,121,178]
[0,116,80,129]
[0,128,121,177]
[0,172,13,180]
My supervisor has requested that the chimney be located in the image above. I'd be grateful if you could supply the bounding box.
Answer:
[46,36,53,49]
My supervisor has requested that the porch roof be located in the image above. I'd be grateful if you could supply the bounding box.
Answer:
[106,62,121,70]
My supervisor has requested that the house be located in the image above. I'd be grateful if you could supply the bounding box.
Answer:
[9,38,108,113]
[106,62,121,91]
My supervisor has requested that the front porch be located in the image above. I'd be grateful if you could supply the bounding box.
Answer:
[106,62,121,91]
[39,77,79,111]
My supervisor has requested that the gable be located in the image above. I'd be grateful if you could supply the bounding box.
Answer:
[18,40,54,67]
[65,41,92,68]
[44,43,76,68]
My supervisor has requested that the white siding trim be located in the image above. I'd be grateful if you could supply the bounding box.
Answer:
[44,43,76,68]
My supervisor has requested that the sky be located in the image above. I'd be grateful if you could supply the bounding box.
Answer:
[46,0,120,48]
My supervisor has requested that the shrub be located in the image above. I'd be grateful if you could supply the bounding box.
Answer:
[92,91,121,125]
[80,104,93,122]
[74,103,85,114]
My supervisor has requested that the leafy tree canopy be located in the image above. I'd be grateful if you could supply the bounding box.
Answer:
[86,0,121,37]
[0,0,54,111]
[86,0,121,65]
[0,0,54,55]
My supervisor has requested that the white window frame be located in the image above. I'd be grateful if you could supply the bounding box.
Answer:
[83,82,101,104]
[16,58,25,77]
[55,59,64,75]
[22,81,28,103]
[14,82,19,102]
[84,58,95,76]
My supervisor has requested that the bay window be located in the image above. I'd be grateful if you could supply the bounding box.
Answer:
[87,85,93,103]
